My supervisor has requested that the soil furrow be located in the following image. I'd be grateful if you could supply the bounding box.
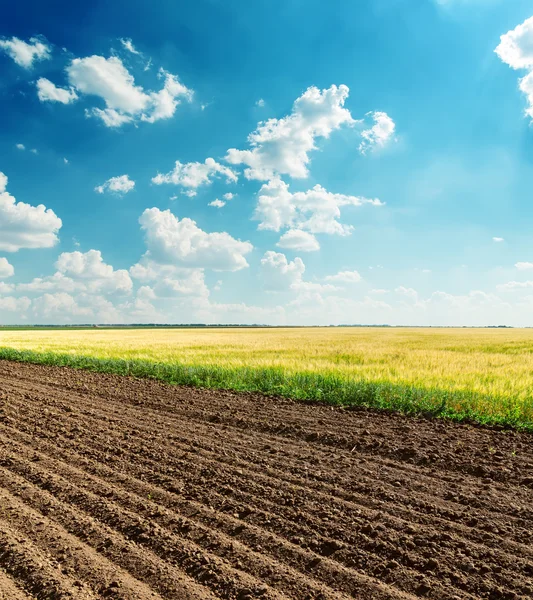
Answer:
[0,568,35,600]
[1,360,533,599]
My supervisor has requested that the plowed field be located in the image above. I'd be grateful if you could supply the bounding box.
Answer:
[0,360,532,599]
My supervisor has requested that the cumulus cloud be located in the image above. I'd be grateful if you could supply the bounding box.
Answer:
[325,270,362,283]
[515,262,533,270]
[496,17,533,118]
[51,56,193,127]
[95,174,135,195]
[226,84,356,180]
[139,207,253,271]
[223,193,236,200]
[0,171,62,252]
[0,257,14,279]
[277,229,320,252]
[254,178,383,235]
[152,158,238,189]
[492,237,504,242]
[495,16,533,70]
[36,78,78,104]
[33,292,92,319]
[260,251,338,294]
[260,251,305,291]
[17,272,84,294]
[209,199,225,208]
[130,259,209,298]
[54,249,133,294]
[15,143,25,150]
[359,111,396,154]
[0,295,30,312]
[0,36,50,68]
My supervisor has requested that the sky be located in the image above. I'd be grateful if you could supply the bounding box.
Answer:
[2,0,533,326]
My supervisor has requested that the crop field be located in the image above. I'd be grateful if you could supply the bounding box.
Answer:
[1,329,533,598]
[0,359,532,599]
[2,326,533,428]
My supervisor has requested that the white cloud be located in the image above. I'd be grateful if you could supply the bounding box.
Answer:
[15,143,25,150]
[139,207,253,271]
[223,193,235,200]
[120,38,140,55]
[54,249,133,294]
[277,229,320,252]
[496,17,533,118]
[17,272,84,294]
[359,111,396,154]
[0,172,62,252]
[515,261,533,270]
[0,258,14,279]
[0,282,14,294]
[64,158,69,164]
[260,251,338,294]
[256,98,265,107]
[325,270,362,283]
[260,251,305,291]
[496,280,533,291]
[226,84,356,180]
[152,157,237,189]
[0,36,50,69]
[492,236,504,242]
[34,292,92,319]
[37,78,78,104]
[0,295,30,312]
[30,149,38,154]
[61,55,192,127]
[254,178,383,235]
[209,199,225,208]
[130,259,209,299]
[183,190,197,198]
[495,17,533,70]
[95,174,135,195]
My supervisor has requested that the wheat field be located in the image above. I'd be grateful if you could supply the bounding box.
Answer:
[1,326,533,428]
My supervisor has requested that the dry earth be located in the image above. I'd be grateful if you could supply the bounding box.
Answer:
[0,360,532,599]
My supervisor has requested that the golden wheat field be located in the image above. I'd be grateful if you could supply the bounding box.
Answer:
[2,326,533,401]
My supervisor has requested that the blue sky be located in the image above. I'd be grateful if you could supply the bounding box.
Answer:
[2,0,533,325]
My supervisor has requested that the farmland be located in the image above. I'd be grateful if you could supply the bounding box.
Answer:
[2,326,533,428]
[1,359,533,599]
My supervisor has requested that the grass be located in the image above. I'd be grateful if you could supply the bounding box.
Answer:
[1,327,533,430]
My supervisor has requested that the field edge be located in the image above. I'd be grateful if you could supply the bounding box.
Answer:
[0,345,531,432]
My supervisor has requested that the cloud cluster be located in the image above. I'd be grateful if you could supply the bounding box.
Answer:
[226,84,355,180]
[139,207,253,271]
[95,174,135,195]
[359,111,396,154]
[0,257,14,279]
[37,78,78,104]
[0,36,50,68]
[277,229,320,252]
[19,250,133,295]
[496,16,533,118]
[152,158,238,191]
[325,270,362,283]
[38,55,193,127]
[254,179,383,246]
[0,172,62,252]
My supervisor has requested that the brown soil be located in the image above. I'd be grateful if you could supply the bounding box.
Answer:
[0,361,532,599]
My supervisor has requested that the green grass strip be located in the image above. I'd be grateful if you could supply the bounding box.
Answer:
[0,346,532,432]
